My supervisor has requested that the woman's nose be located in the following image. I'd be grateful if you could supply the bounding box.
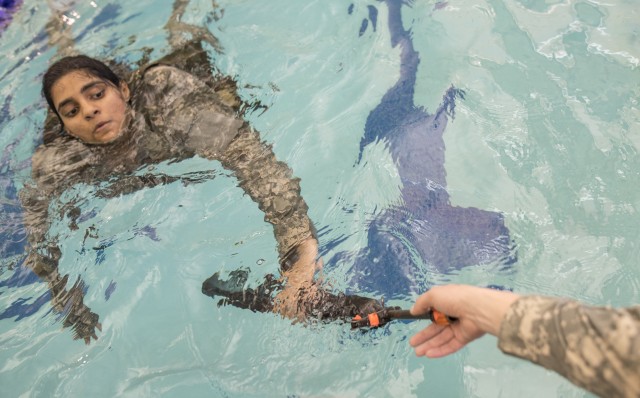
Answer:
[83,105,100,120]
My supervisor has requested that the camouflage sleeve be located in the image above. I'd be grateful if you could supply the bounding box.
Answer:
[139,65,244,157]
[140,64,316,263]
[218,126,316,262]
[21,138,95,240]
[19,139,102,344]
[498,295,640,398]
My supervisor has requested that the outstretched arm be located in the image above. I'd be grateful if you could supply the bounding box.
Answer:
[214,123,385,321]
[139,64,383,320]
[217,125,326,319]
[409,284,640,398]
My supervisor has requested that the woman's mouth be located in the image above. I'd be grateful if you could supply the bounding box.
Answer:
[94,121,111,134]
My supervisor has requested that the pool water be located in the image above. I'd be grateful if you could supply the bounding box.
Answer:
[1,0,639,397]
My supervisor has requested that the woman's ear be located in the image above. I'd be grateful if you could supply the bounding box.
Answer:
[120,81,130,102]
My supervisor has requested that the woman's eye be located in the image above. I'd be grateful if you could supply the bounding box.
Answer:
[92,89,105,99]
[64,107,78,117]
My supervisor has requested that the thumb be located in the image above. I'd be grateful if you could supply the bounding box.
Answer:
[410,289,436,316]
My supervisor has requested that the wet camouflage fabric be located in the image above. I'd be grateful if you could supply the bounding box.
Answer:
[216,123,314,261]
[138,66,315,259]
[498,295,640,398]
[21,64,315,341]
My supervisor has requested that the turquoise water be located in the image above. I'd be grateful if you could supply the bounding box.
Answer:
[1,0,639,397]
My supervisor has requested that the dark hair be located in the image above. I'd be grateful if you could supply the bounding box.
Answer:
[42,55,122,118]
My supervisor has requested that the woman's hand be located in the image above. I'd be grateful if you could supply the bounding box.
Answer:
[273,237,323,320]
[409,285,519,358]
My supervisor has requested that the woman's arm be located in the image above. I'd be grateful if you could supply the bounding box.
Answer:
[217,125,320,319]
[19,143,102,344]
[215,122,386,320]
[140,65,374,319]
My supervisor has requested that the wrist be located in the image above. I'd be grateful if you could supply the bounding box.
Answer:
[470,288,520,336]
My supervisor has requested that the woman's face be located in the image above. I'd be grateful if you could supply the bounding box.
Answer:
[51,70,130,144]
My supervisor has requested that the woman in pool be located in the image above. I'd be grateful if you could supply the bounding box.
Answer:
[21,43,381,343]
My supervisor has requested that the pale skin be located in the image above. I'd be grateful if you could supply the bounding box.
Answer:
[409,284,520,358]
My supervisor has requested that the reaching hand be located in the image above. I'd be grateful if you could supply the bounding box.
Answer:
[274,238,322,319]
[409,285,519,358]
[409,313,485,358]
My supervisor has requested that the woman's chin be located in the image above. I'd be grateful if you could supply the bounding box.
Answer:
[92,126,125,144]
[99,131,122,144]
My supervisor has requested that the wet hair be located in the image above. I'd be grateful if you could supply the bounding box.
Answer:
[42,55,123,118]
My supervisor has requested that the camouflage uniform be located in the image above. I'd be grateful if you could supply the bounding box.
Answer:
[498,295,640,398]
[21,50,315,341]
[136,64,315,259]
